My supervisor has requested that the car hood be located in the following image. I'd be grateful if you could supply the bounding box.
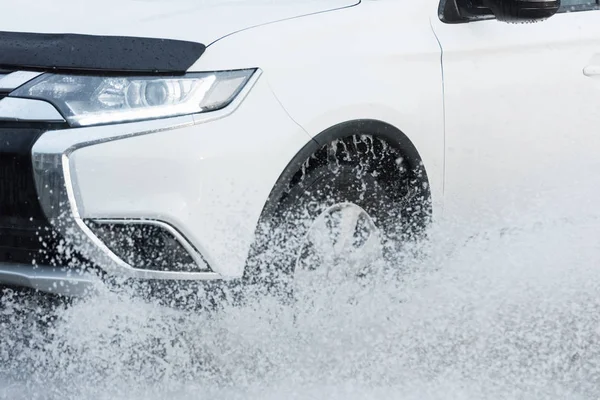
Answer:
[1,0,358,45]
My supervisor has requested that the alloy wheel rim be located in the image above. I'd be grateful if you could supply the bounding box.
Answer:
[294,202,384,289]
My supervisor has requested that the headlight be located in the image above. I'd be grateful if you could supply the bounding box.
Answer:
[10,69,256,127]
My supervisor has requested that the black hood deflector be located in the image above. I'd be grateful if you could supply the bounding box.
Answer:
[0,31,206,74]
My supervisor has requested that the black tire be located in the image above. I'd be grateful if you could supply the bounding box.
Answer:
[245,134,430,298]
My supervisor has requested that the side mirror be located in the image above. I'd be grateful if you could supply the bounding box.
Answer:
[483,0,560,22]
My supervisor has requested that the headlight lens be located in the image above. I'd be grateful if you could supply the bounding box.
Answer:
[10,69,255,127]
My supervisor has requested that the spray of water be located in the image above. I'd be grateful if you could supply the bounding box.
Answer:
[2,133,600,399]
[2,199,600,400]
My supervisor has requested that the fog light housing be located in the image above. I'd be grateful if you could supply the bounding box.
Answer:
[85,220,211,273]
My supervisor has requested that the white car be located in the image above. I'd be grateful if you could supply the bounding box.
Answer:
[0,0,598,297]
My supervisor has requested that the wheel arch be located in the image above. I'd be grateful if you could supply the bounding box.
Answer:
[259,119,432,221]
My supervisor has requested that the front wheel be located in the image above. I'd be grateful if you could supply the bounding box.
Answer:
[245,134,430,300]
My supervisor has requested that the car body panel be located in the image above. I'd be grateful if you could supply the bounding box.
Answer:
[0,0,359,46]
[67,76,311,277]
[431,7,600,225]
[194,0,446,213]
[4,0,600,294]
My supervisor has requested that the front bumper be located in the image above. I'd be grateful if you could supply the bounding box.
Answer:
[0,70,311,295]
[0,264,98,296]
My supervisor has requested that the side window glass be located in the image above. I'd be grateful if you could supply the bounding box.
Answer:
[560,0,599,12]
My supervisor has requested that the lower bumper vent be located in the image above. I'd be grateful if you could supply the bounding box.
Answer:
[85,220,211,273]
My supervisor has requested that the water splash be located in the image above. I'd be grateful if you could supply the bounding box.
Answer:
[2,209,600,399]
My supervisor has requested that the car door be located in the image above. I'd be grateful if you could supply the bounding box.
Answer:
[431,1,600,225]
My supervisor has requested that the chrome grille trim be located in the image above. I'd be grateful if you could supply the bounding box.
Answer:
[0,71,42,92]
[0,97,66,122]
[0,73,8,98]
[0,263,98,296]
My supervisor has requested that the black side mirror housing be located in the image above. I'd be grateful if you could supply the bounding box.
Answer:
[483,0,561,22]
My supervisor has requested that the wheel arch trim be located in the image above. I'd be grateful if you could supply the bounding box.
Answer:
[259,118,432,221]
